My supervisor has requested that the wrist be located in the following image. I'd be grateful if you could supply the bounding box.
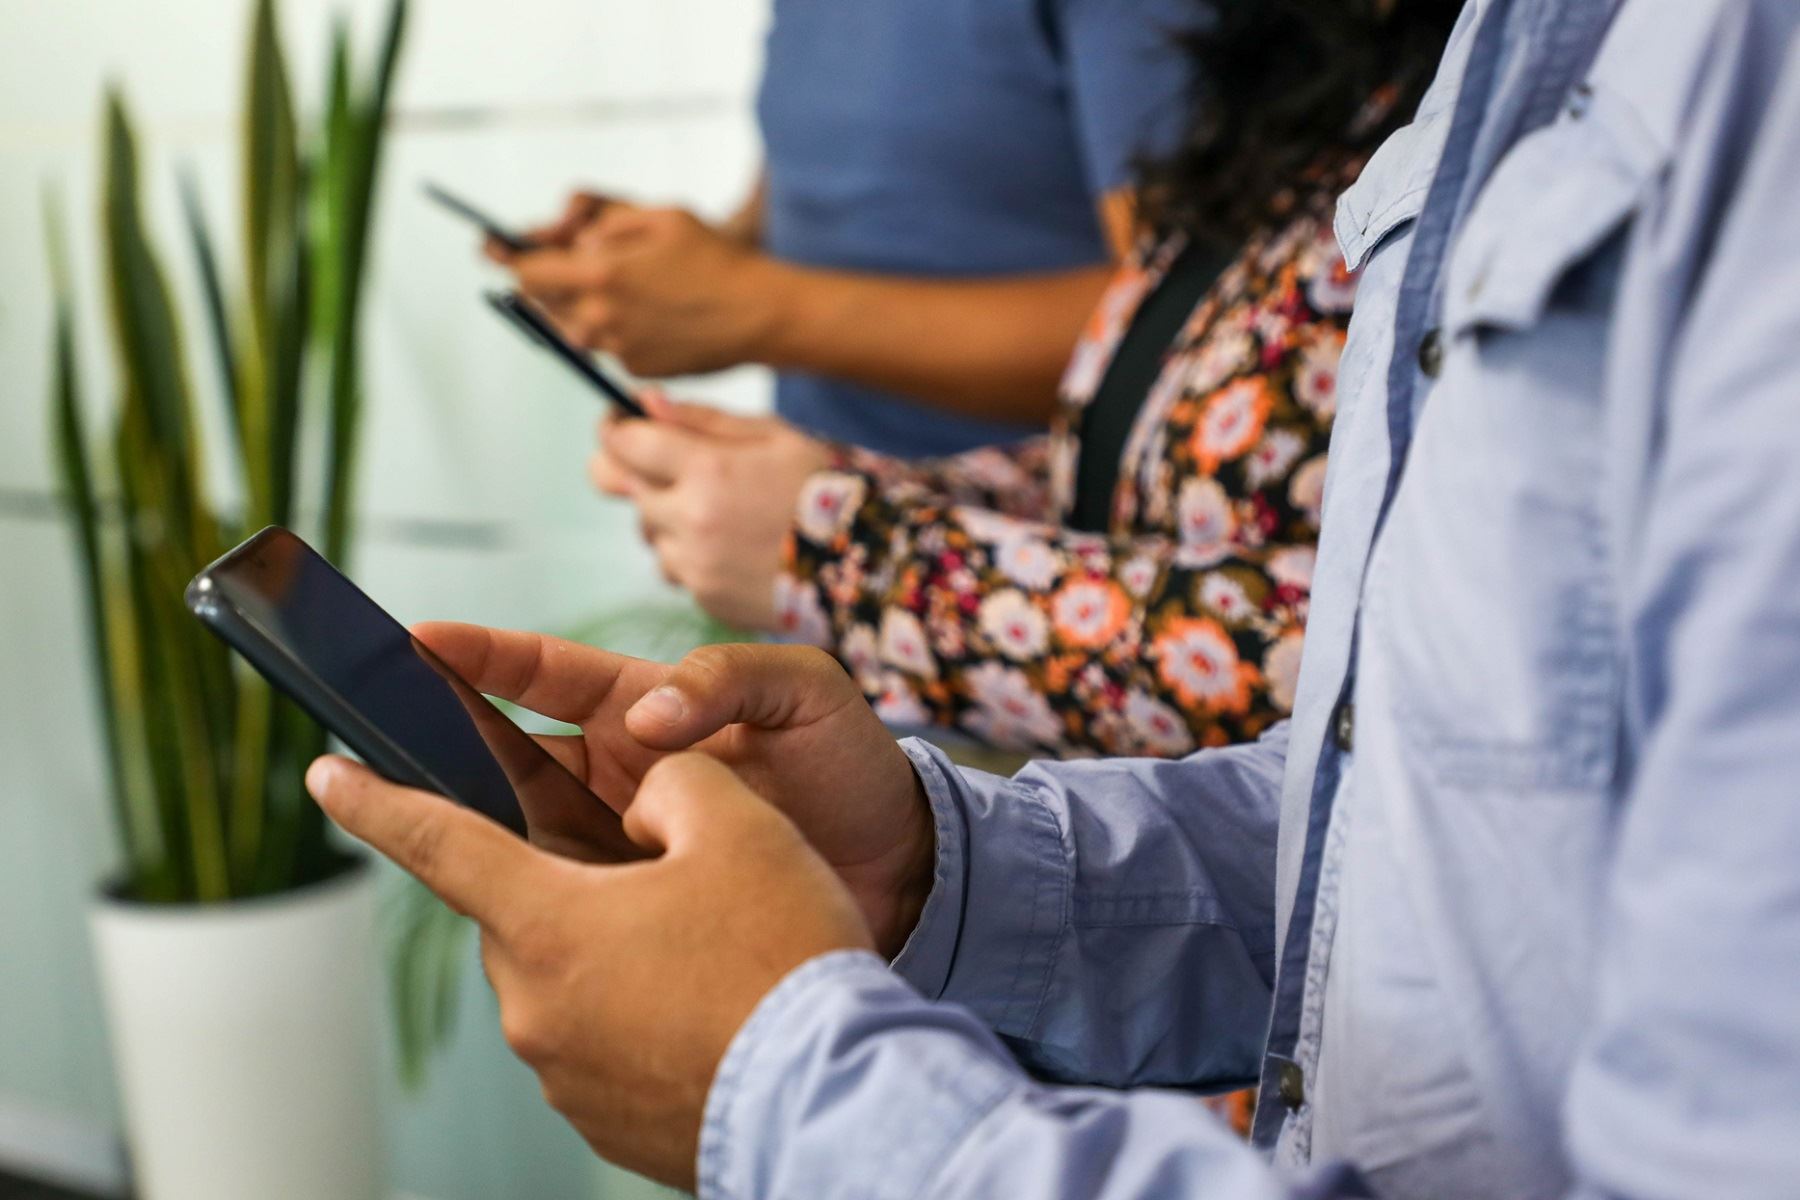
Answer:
[734,254,810,369]
[881,767,938,959]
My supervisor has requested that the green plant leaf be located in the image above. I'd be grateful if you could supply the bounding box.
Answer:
[238,0,300,528]
[386,875,470,1092]
[320,0,406,566]
[177,169,241,453]
[46,185,172,895]
[101,90,215,566]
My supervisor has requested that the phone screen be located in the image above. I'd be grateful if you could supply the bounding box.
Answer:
[189,528,634,858]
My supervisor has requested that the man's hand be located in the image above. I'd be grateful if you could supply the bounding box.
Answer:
[482,189,614,260]
[307,750,872,1190]
[503,205,784,377]
[390,625,935,955]
[588,399,833,630]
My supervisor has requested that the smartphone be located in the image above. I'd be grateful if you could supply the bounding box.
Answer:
[187,527,635,858]
[422,181,536,253]
[485,289,648,418]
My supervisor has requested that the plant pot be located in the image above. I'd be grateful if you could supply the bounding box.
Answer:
[89,859,384,1200]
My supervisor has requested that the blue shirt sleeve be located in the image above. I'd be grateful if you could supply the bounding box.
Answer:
[697,724,1348,1200]
[1562,37,1800,1198]
[1046,0,1209,196]
[892,729,1286,1088]
[698,950,1378,1200]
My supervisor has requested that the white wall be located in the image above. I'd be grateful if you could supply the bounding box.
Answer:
[0,1,772,1196]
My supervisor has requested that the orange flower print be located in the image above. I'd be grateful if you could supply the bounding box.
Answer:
[1191,378,1274,473]
[1051,578,1131,648]
[1153,618,1259,715]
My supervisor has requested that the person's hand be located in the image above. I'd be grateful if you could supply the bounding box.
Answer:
[482,189,616,262]
[505,205,786,376]
[306,749,873,1190]
[359,625,935,954]
[591,399,834,629]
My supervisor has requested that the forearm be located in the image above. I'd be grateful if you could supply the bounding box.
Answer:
[748,259,1114,424]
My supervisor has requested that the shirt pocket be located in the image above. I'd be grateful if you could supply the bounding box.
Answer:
[1441,82,1665,338]
[1369,82,1668,793]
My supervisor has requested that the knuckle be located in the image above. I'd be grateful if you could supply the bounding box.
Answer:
[682,642,738,685]
[500,1004,549,1063]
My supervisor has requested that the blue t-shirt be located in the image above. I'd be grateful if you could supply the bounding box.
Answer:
[757,0,1200,458]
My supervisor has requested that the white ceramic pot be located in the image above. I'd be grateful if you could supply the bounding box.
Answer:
[89,860,384,1200]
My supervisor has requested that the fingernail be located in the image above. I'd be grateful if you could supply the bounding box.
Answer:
[305,757,339,799]
[631,686,687,726]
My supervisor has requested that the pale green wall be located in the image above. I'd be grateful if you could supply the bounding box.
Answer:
[0,2,768,1196]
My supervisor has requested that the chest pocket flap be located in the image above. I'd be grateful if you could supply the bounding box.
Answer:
[1336,113,1450,272]
[1443,83,1667,336]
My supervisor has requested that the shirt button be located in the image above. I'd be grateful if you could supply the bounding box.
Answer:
[1334,702,1354,753]
[1417,328,1445,378]
[1278,1060,1306,1111]
[1568,82,1594,119]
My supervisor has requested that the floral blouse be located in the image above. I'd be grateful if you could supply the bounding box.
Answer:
[774,162,1364,757]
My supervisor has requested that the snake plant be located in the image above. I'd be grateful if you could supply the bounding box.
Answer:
[48,0,408,904]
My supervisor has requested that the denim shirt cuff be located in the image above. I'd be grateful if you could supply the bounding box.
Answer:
[890,738,1071,1041]
[889,738,972,998]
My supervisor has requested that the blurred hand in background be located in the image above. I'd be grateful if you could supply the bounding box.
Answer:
[589,396,832,630]
[493,200,781,378]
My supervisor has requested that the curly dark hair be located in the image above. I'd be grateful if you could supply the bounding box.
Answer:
[1137,0,1466,244]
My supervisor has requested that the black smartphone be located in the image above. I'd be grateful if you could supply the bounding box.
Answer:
[422,181,536,253]
[485,289,648,418]
[187,527,635,858]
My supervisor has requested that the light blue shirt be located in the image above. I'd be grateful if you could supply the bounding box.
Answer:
[698,2,1800,1196]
